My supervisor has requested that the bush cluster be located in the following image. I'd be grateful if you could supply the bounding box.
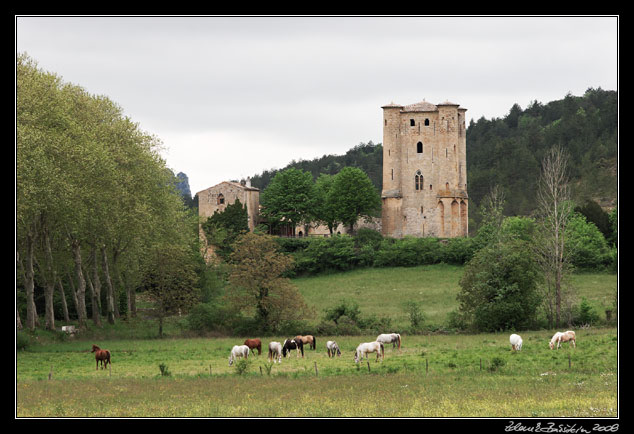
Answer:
[277,230,479,276]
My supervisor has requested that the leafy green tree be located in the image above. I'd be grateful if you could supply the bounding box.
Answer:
[226,232,313,332]
[566,213,610,269]
[140,244,200,337]
[260,168,316,231]
[457,239,542,332]
[329,167,381,234]
[313,174,340,234]
[574,200,612,241]
[201,198,249,259]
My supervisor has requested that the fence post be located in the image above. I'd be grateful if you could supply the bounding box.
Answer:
[367,361,371,372]
[48,365,53,380]
[568,353,572,369]
[426,358,429,374]
[314,362,319,376]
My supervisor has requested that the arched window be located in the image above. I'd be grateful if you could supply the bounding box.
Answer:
[424,119,430,126]
[217,193,225,205]
[410,119,416,127]
[417,141,423,153]
[415,170,423,191]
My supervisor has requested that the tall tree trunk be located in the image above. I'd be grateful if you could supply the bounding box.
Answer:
[24,231,39,331]
[90,247,103,327]
[70,239,88,330]
[16,308,23,330]
[41,222,57,331]
[57,277,70,323]
[101,245,116,325]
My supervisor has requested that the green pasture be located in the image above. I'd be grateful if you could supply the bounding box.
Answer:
[293,264,617,329]
[16,265,618,417]
[17,328,617,417]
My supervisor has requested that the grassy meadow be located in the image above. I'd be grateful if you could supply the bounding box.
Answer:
[16,265,619,418]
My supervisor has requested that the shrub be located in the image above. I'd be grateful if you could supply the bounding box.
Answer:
[186,301,240,334]
[16,332,32,351]
[489,357,506,372]
[457,239,542,332]
[233,358,251,376]
[402,301,425,333]
[572,297,600,326]
[158,363,171,377]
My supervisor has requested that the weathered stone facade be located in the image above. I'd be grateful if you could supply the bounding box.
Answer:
[196,180,260,262]
[381,100,468,238]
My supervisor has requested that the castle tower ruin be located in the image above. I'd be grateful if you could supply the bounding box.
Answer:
[381,99,468,238]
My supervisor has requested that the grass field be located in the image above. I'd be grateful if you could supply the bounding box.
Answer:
[16,329,618,417]
[293,264,618,329]
[16,265,619,418]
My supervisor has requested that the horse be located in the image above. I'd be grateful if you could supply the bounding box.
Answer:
[229,345,250,366]
[549,331,576,350]
[294,335,317,350]
[91,344,111,370]
[282,338,304,358]
[326,340,341,358]
[510,334,523,351]
[376,333,401,351]
[244,338,262,355]
[268,341,283,363]
[354,341,384,364]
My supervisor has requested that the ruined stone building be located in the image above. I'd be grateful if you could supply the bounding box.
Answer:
[196,179,260,262]
[381,99,468,238]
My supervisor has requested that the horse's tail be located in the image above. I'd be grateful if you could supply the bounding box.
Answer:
[397,334,401,350]
[380,342,384,359]
[313,336,316,350]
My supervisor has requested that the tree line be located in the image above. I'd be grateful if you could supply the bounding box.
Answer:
[247,88,617,233]
[16,53,201,333]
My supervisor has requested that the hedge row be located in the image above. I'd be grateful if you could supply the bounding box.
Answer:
[276,230,481,276]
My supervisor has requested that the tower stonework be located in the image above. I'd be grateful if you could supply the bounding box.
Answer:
[381,100,468,238]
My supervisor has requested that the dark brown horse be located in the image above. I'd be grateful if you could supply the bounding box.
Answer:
[294,335,316,350]
[243,338,262,355]
[91,344,111,370]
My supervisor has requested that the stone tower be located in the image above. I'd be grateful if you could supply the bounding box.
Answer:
[381,99,468,238]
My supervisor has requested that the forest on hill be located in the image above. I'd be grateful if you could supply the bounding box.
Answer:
[247,88,617,229]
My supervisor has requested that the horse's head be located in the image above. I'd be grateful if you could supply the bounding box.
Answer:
[91,345,100,353]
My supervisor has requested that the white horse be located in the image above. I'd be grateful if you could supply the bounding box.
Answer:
[549,331,576,349]
[354,341,384,363]
[228,345,250,366]
[376,333,401,350]
[509,334,523,351]
[268,341,283,363]
[326,340,341,358]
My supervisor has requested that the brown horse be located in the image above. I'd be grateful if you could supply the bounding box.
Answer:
[294,335,316,350]
[244,338,262,355]
[91,344,111,370]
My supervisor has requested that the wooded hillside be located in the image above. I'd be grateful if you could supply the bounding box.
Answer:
[248,88,617,229]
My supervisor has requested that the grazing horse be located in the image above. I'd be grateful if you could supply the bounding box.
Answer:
[268,341,283,363]
[244,338,262,355]
[326,340,341,358]
[549,331,576,350]
[229,345,250,366]
[91,344,111,370]
[282,338,304,358]
[354,341,384,364]
[294,335,317,350]
[510,334,523,351]
[376,333,401,351]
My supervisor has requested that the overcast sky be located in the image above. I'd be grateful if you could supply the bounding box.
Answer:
[16,16,618,196]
